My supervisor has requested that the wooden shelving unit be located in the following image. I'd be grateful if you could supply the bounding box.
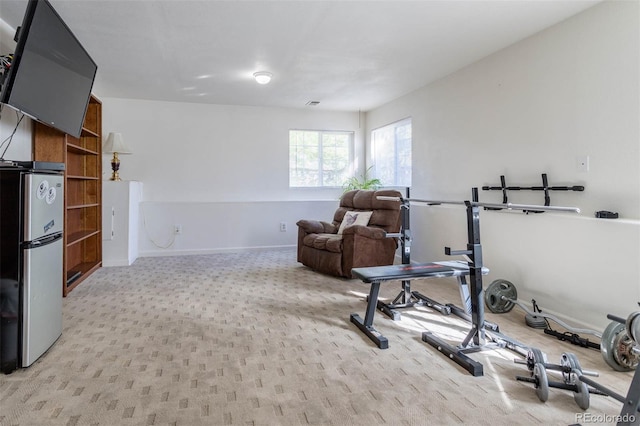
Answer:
[33,95,102,296]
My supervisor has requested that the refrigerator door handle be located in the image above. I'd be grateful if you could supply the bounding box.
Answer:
[23,233,62,249]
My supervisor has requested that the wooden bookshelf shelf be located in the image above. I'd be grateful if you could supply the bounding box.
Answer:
[81,127,99,138]
[67,203,100,209]
[66,175,100,180]
[67,143,99,156]
[67,229,101,246]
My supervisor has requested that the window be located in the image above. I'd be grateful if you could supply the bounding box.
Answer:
[289,130,353,187]
[371,118,411,187]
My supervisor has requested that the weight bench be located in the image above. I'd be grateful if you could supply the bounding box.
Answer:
[349,260,489,350]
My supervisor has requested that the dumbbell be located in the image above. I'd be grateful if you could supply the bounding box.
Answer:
[515,348,604,410]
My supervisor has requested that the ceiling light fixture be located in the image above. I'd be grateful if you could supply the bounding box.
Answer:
[253,71,272,85]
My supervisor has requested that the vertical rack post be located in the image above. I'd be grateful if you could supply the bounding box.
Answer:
[465,188,485,346]
[400,187,411,300]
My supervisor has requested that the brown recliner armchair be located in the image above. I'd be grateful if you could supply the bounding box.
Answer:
[296,189,402,278]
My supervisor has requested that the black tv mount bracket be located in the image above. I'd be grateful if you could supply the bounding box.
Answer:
[0,54,13,87]
[482,173,584,213]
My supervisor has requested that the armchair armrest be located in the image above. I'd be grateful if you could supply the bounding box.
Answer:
[296,219,337,234]
[341,225,388,239]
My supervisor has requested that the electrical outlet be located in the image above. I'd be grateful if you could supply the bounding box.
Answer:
[174,224,182,235]
[280,222,287,232]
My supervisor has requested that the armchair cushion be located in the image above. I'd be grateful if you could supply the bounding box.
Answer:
[306,233,342,253]
[296,189,402,278]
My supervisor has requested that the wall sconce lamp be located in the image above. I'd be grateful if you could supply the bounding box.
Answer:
[103,132,132,181]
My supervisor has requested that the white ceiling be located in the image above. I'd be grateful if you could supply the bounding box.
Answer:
[0,0,601,112]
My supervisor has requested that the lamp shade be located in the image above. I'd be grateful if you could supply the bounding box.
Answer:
[103,132,132,154]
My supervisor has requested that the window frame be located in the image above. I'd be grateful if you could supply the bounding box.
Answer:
[289,128,354,188]
[371,117,412,188]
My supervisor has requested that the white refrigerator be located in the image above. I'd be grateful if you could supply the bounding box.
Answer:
[0,161,64,373]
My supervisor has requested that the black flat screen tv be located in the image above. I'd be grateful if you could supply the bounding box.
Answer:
[0,0,97,138]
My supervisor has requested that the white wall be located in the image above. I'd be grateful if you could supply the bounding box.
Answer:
[0,107,31,161]
[0,17,31,162]
[101,98,361,256]
[366,0,639,330]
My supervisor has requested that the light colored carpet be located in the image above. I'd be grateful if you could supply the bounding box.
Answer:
[0,249,631,425]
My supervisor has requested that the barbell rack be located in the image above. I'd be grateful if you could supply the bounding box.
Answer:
[378,189,579,375]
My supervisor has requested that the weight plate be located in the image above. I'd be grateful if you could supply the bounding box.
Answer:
[574,380,590,410]
[485,279,518,314]
[526,347,547,370]
[533,363,549,402]
[560,352,582,384]
[601,321,639,372]
[626,311,640,344]
[525,313,548,329]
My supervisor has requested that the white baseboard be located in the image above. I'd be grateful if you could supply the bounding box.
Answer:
[139,244,296,258]
[102,258,134,267]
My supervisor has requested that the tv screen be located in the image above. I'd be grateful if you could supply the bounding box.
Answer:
[0,0,97,138]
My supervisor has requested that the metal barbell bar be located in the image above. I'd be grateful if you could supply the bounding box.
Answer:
[376,195,581,214]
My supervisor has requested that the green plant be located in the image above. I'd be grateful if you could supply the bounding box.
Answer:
[342,166,382,192]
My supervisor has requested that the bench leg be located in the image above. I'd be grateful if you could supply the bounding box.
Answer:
[422,331,484,376]
[350,281,389,349]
